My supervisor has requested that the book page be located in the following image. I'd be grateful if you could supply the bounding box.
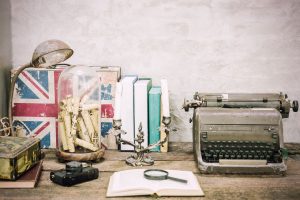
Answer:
[155,170,204,196]
[0,161,43,189]
[107,169,204,197]
[112,169,157,192]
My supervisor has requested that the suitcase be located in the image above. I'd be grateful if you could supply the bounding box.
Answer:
[12,65,121,149]
[0,136,42,180]
[193,108,287,174]
[12,67,65,148]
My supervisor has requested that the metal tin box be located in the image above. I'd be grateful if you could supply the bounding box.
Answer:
[0,136,41,180]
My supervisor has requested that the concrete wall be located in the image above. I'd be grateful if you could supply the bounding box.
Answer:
[0,0,12,118]
[10,0,300,142]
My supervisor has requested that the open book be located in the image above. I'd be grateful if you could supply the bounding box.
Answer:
[106,169,204,197]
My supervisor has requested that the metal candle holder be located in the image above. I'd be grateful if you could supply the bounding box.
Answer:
[109,116,172,166]
[0,117,11,136]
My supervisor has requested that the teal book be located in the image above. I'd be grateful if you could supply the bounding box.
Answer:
[148,86,161,152]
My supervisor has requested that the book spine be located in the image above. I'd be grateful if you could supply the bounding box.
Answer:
[160,102,168,152]
[120,76,137,151]
[148,87,161,152]
[160,79,169,152]
[134,80,152,147]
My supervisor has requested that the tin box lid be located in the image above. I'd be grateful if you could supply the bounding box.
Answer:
[0,136,40,158]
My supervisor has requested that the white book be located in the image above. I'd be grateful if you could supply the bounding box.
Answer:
[120,76,138,151]
[106,169,204,197]
[134,79,152,147]
[160,79,169,152]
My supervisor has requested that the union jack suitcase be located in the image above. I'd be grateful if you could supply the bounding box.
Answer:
[12,66,65,148]
[12,66,121,149]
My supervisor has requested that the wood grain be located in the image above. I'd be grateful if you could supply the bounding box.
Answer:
[1,142,300,200]
[1,171,300,200]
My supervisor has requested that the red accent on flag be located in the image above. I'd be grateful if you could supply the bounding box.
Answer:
[101,104,114,118]
[13,103,58,117]
[34,121,50,135]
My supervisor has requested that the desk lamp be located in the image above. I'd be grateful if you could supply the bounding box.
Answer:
[8,39,73,136]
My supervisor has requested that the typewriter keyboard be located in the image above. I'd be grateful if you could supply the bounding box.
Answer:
[201,140,282,163]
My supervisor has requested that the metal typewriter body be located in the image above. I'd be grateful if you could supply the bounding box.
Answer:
[184,92,298,174]
[193,107,286,174]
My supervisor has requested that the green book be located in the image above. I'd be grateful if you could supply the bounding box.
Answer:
[148,86,161,152]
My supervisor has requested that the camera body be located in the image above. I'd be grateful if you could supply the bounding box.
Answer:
[50,161,99,186]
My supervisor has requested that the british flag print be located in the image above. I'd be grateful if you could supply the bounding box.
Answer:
[12,68,63,148]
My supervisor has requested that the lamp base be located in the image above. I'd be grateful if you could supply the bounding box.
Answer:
[56,148,105,163]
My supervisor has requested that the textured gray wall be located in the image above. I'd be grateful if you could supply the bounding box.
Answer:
[10,0,300,142]
[0,0,12,118]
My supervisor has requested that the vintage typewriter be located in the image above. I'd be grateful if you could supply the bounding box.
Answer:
[183,92,298,174]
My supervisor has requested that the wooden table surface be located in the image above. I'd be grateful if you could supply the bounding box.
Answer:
[1,142,300,200]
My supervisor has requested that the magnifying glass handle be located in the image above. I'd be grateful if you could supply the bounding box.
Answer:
[167,176,188,184]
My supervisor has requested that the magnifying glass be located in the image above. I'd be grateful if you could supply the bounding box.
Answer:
[144,169,188,184]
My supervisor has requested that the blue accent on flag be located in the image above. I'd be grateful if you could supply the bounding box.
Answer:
[101,84,113,100]
[23,121,43,132]
[40,132,51,148]
[101,122,112,137]
[27,70,49,91]
[16,79,39,99]
[12,120,31,135]
[13,120,51,148]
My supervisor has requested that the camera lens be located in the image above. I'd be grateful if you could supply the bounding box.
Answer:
[66,161,83,173]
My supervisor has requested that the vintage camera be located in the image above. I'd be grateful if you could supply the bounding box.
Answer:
[50,161,99,186]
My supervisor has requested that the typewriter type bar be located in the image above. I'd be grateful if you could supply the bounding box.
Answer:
[183,92,298,118]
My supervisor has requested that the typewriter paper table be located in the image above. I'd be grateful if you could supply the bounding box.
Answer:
[1,143,300,200]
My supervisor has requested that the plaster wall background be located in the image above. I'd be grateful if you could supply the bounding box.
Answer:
[0,0,12,117]
[10,0,300,142]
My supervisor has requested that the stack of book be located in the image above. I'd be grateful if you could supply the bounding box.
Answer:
[117,76,170,152]
[0,161,43,188]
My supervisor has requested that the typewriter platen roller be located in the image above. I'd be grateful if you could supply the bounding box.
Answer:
[184,92,298,174]
[183,92,298,118]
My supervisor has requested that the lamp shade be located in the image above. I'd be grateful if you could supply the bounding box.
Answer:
[31,39,73,68]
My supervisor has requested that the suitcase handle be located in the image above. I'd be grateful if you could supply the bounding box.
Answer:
[48,63,71,69]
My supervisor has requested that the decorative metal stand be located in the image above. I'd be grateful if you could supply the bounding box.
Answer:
[0,117,11,136]
[109,116,172,166]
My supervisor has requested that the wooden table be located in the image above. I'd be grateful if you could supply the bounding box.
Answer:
[1,143,300,200]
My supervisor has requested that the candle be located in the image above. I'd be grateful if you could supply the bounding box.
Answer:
[114,82,122,120]
[161,79,170,117]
